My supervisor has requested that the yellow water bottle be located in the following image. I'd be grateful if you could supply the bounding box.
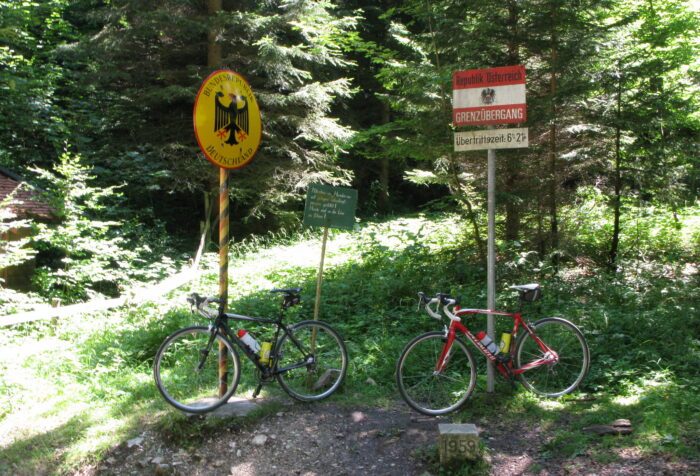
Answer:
[259,341,272,365]
[499,332,512,354]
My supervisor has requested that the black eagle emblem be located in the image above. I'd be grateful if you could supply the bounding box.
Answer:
[215,92,249,145]
[481,88,496,105]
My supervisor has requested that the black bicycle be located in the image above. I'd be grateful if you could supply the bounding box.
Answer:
[153,288,348,414]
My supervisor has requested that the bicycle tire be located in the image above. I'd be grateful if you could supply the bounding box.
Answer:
[396,331,477,416]
[154,326,241,413]
[515,317,590,397]
[274,320,348,401]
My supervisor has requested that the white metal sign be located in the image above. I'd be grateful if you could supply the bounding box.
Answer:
[454,128,528,152]
[452,65,526,127]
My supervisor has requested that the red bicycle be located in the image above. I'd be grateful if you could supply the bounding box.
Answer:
[396,284,590,415]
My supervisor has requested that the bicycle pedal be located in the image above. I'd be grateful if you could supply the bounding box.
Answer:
[252,383,263,398]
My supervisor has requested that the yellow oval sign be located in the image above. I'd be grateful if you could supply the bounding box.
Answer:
[193,70,262,169]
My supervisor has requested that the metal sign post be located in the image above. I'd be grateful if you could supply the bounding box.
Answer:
[486,146,496,391]
[452,65,527,393]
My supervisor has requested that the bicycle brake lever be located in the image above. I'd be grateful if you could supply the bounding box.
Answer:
[417,292,426,311]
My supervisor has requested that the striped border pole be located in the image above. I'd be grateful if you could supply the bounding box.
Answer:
[218,168,230,397]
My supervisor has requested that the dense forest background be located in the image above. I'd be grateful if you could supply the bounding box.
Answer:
[1,0,698,303]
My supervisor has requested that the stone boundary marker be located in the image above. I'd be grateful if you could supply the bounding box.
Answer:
[438,423,480,464]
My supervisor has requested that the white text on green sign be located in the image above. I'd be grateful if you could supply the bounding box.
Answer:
[303,184,358,231]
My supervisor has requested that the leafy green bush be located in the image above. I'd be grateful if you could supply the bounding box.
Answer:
[28,151,180,302]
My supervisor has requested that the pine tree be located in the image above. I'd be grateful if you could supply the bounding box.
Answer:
[80,0,359,234]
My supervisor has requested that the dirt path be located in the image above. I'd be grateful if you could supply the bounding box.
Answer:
[84,400,698,476]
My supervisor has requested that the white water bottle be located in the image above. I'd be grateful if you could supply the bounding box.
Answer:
[237,329,261,353]
[476,331,499,355]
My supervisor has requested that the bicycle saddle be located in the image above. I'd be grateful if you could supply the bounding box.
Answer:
[271,288,302,309]
[509,284,539,292]
[509,284,541,302]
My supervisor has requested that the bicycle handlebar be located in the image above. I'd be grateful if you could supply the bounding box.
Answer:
[187,293,221,319]
[417,292,461,321]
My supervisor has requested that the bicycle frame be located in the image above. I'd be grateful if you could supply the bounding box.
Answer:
[203,310,313,378]
[441,307,559,378]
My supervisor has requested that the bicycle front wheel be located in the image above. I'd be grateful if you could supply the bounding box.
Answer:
[275,321,348,401]
[396,331,477,416]
[515,317,590,397]
[154,326,241,413]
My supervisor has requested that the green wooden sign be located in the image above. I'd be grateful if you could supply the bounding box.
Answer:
[303,184,357,231]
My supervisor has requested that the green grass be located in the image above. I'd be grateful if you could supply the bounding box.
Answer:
[1,209,699,474]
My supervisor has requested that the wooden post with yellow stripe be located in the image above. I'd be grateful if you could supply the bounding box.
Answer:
[194,63,262,399]
[218,168,230,396]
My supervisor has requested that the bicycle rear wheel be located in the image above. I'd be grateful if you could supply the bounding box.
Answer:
[515,317,590,397]
[275,321,347,401]
[396,331,477,416]
[154,326,241,413]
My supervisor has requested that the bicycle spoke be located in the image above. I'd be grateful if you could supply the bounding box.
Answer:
[275,321,347,401]
[515,318,589,397]
[396,332,476,416]
[154,326,241,414]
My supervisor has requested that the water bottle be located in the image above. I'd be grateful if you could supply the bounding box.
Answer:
[476,331,499,355]
[259,341,272,365]
[499,332,512,354]
[237,329,261,353]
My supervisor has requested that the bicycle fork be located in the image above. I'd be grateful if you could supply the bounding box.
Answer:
[195,326,220,373]
[434,327,456,375]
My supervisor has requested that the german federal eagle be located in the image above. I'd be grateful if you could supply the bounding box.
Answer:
[215,91,249,145]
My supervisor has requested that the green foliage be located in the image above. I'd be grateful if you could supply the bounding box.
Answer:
[69,0,360,234]
[0,0,79,168]
[558,186,699,265]
[1,212,699,473]
[0,0,699,470]
[28,151,179,302]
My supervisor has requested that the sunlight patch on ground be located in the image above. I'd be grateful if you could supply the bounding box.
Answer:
[0,395,90,447]
[612,371,673,407]
[534,399,566,411]
[613,394,640,406]
[0,337,74,427]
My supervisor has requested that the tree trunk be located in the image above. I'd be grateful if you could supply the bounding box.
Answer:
[548,15,559,268]
[207,0,222,69]
[609,74,623,272]
[379,101,391,211]
[504,0,521,242]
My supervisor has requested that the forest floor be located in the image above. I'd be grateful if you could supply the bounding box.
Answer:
[73,398,699,476]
